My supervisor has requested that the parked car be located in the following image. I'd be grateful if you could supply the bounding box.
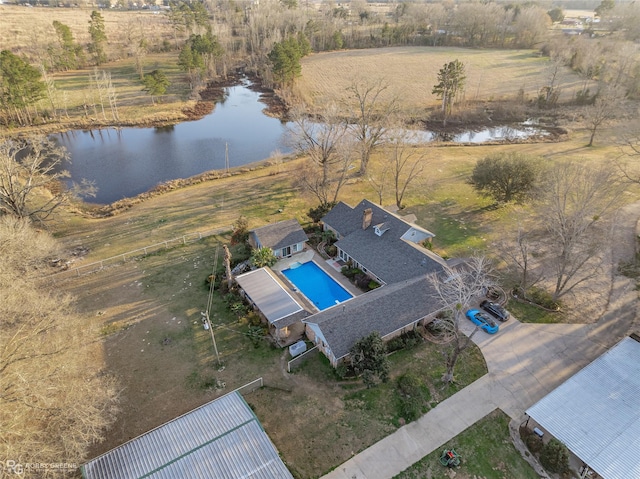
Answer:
[465,309,499,334]
[480,300,510,322]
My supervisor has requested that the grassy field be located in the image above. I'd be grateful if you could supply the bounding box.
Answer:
[297,47,593,113]
[1,5,173,61]
[39,41,640,477]
[394,409,539,479]
[63,233,488,478]
[1,5,194,132]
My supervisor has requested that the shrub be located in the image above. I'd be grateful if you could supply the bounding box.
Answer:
[540,438,570,474]
[526,287,561,310]
[396,373,430,422]
[308,202,336,223]
[326,244,337,257]
[526,433,544,454]
[368,280,381,290]
[341,266,362,279]
[355,273,371,289]
[387,330,422,352]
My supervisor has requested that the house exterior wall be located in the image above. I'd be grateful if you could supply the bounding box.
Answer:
[305,323,337,367]
[336,247,384,284]
[248,232,261,250]
[323,224,341,240]
[276,241,304,258]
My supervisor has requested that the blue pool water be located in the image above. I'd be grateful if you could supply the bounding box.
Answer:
[282,262,353,310]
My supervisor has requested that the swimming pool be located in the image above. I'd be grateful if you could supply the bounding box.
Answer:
[282,261,353,310]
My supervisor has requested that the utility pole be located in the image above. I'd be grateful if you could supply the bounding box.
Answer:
[225,142,229,174]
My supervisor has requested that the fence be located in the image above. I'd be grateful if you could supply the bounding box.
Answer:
[50,226,231,280]
[287,345,319,373]
[232,377,264,396]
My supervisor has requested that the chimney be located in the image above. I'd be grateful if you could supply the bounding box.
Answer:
[362,208,373,230]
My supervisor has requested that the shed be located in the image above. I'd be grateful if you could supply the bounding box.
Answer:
[81,391,293,479]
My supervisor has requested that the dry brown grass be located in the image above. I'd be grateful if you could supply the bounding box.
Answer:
[297,47,592,113]
[1,5,173,61]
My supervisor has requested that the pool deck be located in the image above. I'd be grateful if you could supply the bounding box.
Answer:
[271,248,362,314]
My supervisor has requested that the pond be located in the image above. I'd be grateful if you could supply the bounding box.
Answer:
[53,79,290,204]
[53,79,550,204]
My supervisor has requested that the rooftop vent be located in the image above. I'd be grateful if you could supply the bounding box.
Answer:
[374,222,390,236]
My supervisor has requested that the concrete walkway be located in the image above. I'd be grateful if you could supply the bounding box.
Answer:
[322,201,640,479]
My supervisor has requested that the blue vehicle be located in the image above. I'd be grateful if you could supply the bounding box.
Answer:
[465,309,499,334]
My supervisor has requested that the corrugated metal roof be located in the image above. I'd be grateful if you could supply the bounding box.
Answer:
[236,268,304,324]
[82,391,294,479]
[526,336,640,479]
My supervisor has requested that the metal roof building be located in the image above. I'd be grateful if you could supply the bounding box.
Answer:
[81,391,294,479]
[526,336,640,479]
[235,267,307,329]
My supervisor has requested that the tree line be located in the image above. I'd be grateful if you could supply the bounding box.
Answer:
[3,0,640,126]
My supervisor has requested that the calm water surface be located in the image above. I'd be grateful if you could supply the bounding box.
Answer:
[54,80,289,204]
[54,79,548,204]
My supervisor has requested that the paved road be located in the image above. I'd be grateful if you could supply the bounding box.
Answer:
[321,202,640,479]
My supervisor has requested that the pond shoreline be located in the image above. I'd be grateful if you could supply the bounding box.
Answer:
[1,71,287,138]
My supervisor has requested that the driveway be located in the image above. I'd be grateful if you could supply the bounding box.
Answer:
[321,201,640,479]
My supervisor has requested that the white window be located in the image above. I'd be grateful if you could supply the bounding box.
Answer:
[292,243,299,252]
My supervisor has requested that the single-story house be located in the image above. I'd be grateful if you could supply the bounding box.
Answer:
[525,335,640,479]
[321,199,441,284]
[235,267,309,344]
[249,219,308,258]
[305,275,446,367]
[81,390,294,479]
[236,201,452,363]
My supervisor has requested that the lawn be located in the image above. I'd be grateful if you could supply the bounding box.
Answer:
[506,299,564,324]
[63,231,488,478]
[395,409,539,479]
[250,334,487,478]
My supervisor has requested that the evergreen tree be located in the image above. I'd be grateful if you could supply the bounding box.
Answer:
[142,70,170,104]
[0,51,45,126]
[268,35,310,87]
[350,332,390,388]
[51,20,84,70]
[88,10,108,65]
[432,59,466,125]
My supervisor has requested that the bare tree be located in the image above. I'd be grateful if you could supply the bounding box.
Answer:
[367,161,389,206]
[537,162,623,300]
[0,137,95,222]
[345,78,398,176]
[0,217,119,476]
[497,225,544,292]
[40,65,58,120]
[288,104,351,206]
[584,85,625,147]
[125,18,148,80]
[294,136,356,206]
[616,121,640,183]
[385,128,425,209]
[538,58,564,108]
[429,256,495,383]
